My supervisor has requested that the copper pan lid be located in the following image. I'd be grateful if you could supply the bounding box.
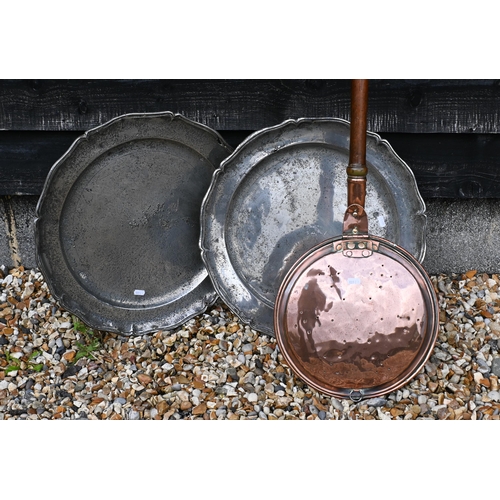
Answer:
[274,80,439,400]
[274,232,439,401]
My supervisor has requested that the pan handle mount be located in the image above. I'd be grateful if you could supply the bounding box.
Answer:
[339,204,377,257]
[333,238,379,258]
[342,203,368,235]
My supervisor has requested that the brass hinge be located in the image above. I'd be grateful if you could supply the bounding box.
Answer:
[333,239,379,258]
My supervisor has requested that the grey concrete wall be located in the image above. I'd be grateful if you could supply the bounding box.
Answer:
[0,196,38,269]
[1,195,499,275]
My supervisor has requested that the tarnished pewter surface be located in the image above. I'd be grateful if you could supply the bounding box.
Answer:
[36,112,232,335]
[200,118,427,336]
[274,234,439,399]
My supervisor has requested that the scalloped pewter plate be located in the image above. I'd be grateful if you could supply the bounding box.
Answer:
[200,117,427,337]
[36,112,233,335]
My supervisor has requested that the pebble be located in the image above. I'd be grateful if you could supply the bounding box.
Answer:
[242,372,255,385]
[476,358,490,374]
[247,393,258,403]
[364,398,387,408]
[418,395,428,405]
[491,358,500,377]
[488,391,500,402]
[1,267,500,420]
[331,398,344,412]
[128,410,140,420]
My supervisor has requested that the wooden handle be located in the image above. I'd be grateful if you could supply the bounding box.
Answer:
[347,79,369,207]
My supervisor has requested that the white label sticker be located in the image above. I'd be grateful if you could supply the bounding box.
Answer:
[348,278,361,285]
[134,289,145,296]
[377,215,386,228]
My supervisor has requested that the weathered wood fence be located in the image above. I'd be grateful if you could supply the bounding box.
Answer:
[2,79,500,199]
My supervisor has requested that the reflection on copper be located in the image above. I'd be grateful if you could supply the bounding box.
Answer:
[328,265,342,300]
[295,269,333,361]
[275,235,439,399]
[319,323,421,367]
[347,178,367,208]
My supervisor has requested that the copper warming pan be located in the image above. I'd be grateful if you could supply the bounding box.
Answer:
[274,80,439,401]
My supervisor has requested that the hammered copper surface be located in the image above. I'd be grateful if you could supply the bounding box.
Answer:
[274,235,439,399]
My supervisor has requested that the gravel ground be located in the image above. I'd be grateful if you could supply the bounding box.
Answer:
[1,265,500,421]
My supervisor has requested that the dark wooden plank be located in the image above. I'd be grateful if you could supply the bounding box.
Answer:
[0,131,80,195]
[381,133,500,198]
[2,79,500,134]
[3,130,500,198]
[0,130,252,196]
